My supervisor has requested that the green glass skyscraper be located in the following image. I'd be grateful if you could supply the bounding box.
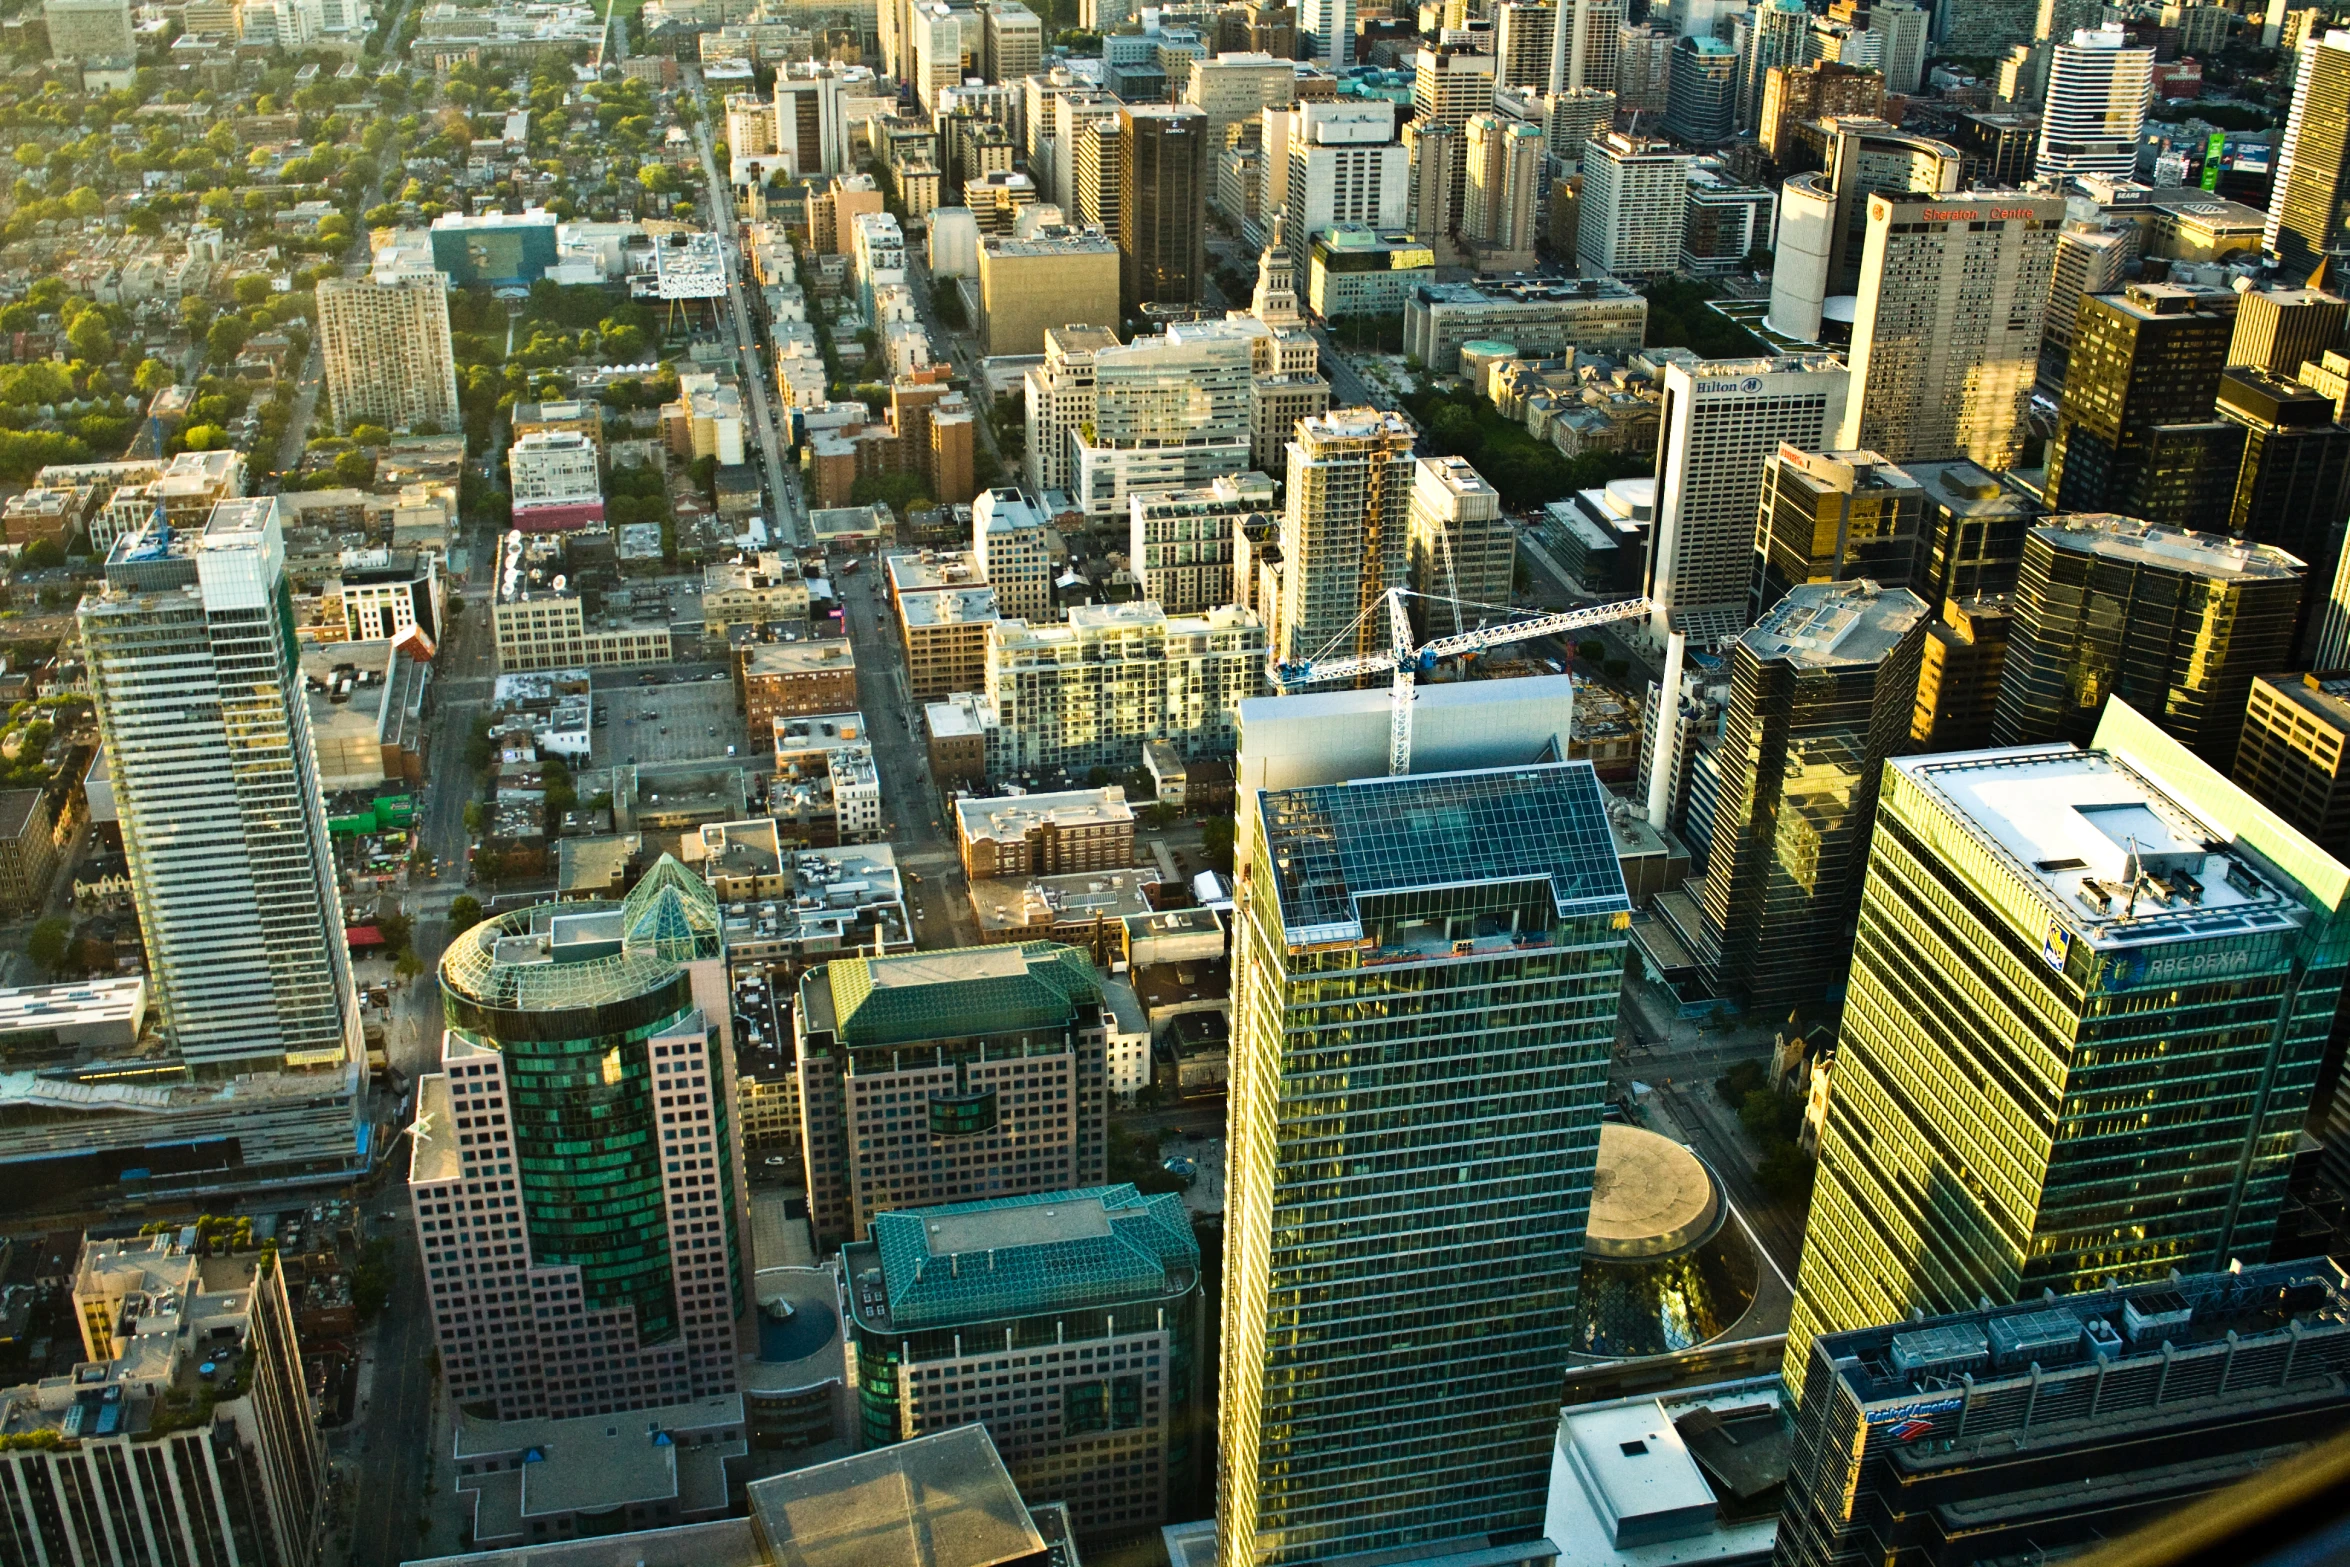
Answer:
[1217,763,1631,1566]
[1785,700,2350,1396]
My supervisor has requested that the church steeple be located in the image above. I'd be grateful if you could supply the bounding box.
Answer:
[1251,209,1304,328]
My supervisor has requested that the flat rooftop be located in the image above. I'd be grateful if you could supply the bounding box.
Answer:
[1895,746,2314,954]
[902,587,1000,629]
[955,788,1134,844]
[886,549,986,594]
[742,1425,1045,1567]
[968,869,1160,932]
[744,640,857,676]
[1739,581,1929,669]
[2253,671,2350,733]
[2031,515,2306,579]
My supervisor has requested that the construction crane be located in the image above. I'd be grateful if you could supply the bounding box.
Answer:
[1273,588,1653,776]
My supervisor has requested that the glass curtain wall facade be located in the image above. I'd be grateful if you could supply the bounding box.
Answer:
[1784,709,2350,1397]
[1218,764,1632,1566]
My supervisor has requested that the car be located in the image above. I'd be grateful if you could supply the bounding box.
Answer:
[763,1155,790,1167]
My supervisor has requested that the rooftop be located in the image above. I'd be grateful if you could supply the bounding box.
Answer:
[903,587,1001,629]
[439,856,721,1012]
[1905,459,2040,518]
[886,549,986,594]
[1548,1377,1792,1566]
[1738,581,1929,669]
[955,788,1134,844]
[744,640,857,677]
[804,943,1101,1048]
[1894,744,2319,956]
[968,869,1163,935]
[1817,1260,2350,1417]
[2030,515,2306,580]
[1586,1124,1721,1261]
[742,1424,1049,1567]
[1257,763,1631,947]
[455,1395,745,1525]
[1412,276,1647,308]
[846,1184,1198,1334]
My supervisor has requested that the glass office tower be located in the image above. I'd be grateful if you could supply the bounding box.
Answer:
[1218,764,1632,1565]
[1785,700,2350,1396]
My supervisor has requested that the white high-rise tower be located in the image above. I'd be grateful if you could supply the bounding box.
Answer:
[2035,25,2154,181]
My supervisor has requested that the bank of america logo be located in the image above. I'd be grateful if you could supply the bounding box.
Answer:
[1887,1417,1935,1442]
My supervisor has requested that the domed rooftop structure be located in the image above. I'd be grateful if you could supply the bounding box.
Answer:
[1576,1124,1758,1358]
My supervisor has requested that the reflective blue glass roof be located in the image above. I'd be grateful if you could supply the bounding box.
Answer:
[1258,763,1631,944]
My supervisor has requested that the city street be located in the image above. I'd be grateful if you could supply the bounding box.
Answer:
[834,566,981,948]
[680,65,808,551]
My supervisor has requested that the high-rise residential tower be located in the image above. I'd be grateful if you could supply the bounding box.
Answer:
[1218,763,1633,1566]
[1276,406,1417,665]
[1550,0,1625,93]
[2045,282,2238,513]
[1576,131,1693,279]
[1993,515,2304,764]
[1839,187,2065,469]
[41,0,131,60]
[316,272,461,433]
[2034,27,2154,181]
[2266,30,2350,282]
[1667,581,1928,1012]
[1664,34,1738,144]
[416,861,747,1421]
[1299,0,1351,67]
[1414,44,1496,213]
[1118,105,1209,313]
[1737,0,1811,130]
[1784,704,2350,1394]
[1493,0,1554,91]
[1648,355,1851,644]
[1462,116,1545,271]
[81,498,364,1078]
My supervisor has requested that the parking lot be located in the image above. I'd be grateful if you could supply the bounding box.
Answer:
[590,667,751,769]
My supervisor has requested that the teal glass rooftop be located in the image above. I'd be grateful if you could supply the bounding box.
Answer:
[439,853,722,1011]
[816,944,1102,1048]
[848,1185,1198,1334]
[1259,764,1632,944]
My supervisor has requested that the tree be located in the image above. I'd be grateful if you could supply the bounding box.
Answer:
[133,357,176,396]
[20,538,64,569]
[1200,817,1235,875]
[206,316,249,365]
[446,893,484,930]
[233,274,273,307]
[65,313,112,362]
[179,423,228,451]
[26,916,70,974]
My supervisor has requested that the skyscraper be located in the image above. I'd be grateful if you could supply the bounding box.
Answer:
[1736,0,1811,131]
[1118,104,1209,313]
[2265,29,2350,282]
[1664,34,1738,144]
[1461,116,1544,271]
[1218,763,1632,1566]
[1908,457,2046,609]
[1298,0,1351,67]
[1405,453,1512,612]
[1275,406,1416,665]
[793,942,1112,1247]
[1765,117,1959,342]
[2045,282,2238,513]
[2038,217,2134,390]
[1401,119,1462,260]
[2034,27,2154,182]
[844,1185,1204,1536]
[1992,514,2304,764]
[1785,705,2350,1392]
[1751,446,1925,614]
[1779,1263,2350,1567]
[417,860,747,1421]
[1648,355,1851,644]
[1666,581,1928,1013]
[1283,101,1410,260]
[1575,131,1692,280]
[1492,0,1554,91]
[315,272,461,433]
[81,498,363,1077]
[2228,284,2348,376]
[2215,366,2350,617]
[1548,0,1624,93]
[1413,44,1496,214]
[1838,188,2064,469]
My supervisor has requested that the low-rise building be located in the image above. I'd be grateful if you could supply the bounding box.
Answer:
[955,787,1136,879]
[740,640,859,729]
[704,553,812,640]
[0,788,59,916]
[926,692,995,786]
[453,1395,748,1549]
[680,817,789,902]
[1402,275,1650,373]
[719,841,910,971]
[1129,473,1274,615]
[770,712,882,843]
[899,585,999,702]
[843,1185,1202,1536]
[509,429,606,531]
[493,534,673,671]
